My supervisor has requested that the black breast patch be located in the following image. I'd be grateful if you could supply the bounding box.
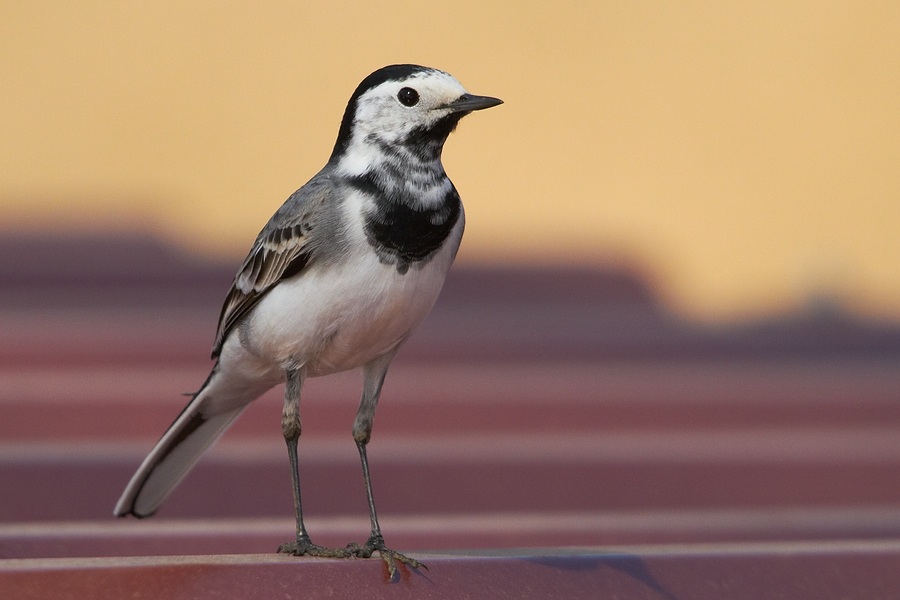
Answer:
[349,172,461,274]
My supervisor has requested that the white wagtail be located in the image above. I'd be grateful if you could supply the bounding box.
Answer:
[114,64,501,574]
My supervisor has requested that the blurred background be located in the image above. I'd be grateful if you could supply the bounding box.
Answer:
[2,1,900,559]
[2,1,899,320]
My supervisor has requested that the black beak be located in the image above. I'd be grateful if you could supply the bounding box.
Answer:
[444,93,504,113]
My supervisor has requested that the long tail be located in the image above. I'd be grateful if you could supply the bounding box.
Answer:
[114,362,270,518]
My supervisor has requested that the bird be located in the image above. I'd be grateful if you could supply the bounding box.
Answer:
[114,64,502,575]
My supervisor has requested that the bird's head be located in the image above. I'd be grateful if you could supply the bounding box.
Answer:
[330,64,502,172]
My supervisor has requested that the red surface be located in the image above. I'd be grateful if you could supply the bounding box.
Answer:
[3,261,900,596]
[4,542,900,600]
[3,355,900,560]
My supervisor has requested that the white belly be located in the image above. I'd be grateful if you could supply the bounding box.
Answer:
[237,241,455,377]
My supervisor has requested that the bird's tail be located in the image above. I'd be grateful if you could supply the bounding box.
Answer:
[114,362,270,518]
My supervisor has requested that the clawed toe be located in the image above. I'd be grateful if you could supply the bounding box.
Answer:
[278,535,424,579]
[344,540,372,558]
[346,535,426,578]
[380,547,426,578]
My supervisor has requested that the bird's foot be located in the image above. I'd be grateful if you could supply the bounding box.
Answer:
[346,534,426,579]
[278,535,351,558]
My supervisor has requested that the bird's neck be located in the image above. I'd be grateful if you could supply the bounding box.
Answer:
[339,140,451,210]
[339,140,462,271]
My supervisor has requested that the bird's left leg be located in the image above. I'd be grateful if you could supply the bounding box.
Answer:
[277,367,349,558]
[345,352,425,577]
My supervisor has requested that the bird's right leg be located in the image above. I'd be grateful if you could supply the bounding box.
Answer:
[343,352,425,577]
[277,367,349,558]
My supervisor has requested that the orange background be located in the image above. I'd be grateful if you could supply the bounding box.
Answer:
[1,2,898,320]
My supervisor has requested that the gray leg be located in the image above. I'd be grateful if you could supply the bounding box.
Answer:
[346,353,425,576]
[277,367,349,558]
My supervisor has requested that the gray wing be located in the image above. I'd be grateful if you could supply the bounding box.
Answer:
[211,177,335,358]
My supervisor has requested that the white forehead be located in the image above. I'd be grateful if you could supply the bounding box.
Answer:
[358,69,468,111]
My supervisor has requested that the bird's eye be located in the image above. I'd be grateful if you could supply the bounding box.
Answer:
[397,87,419,107]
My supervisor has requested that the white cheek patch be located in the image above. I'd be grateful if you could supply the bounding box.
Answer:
[336,69,471,177]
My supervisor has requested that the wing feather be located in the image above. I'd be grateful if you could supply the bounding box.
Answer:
[210,179,332,358]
